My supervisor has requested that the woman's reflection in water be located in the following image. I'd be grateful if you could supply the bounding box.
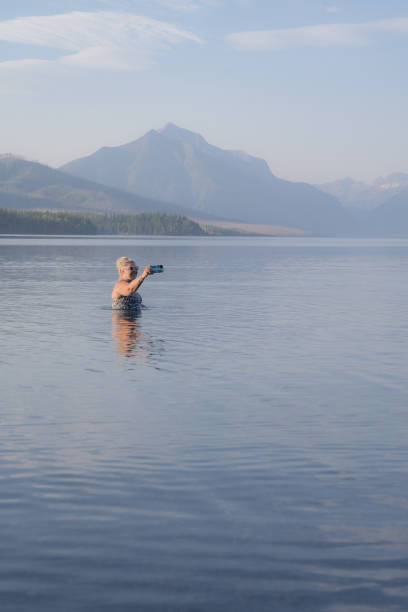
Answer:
[112,309,152,366]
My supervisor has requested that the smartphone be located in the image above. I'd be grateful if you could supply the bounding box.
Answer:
[150,265,164,274]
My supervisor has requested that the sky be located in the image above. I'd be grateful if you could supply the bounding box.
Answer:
[1,0,407,184]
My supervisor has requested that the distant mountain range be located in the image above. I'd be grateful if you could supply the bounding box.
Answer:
[61,123,351,236]
[365,189,408,236]
[316,173,408,211]
[315,173,408,236]
[1,125,408,236]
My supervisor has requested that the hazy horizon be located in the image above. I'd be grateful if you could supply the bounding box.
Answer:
[1,0,407,184]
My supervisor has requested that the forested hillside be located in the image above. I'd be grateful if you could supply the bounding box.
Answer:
[0,209,205,235]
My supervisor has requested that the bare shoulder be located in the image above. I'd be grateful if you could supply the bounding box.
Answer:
[112,280,128,299]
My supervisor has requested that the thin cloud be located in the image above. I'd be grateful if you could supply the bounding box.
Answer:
[0,11,202,71]
[0,83,31,94]
[155,0,217,10]
[227,17,408,51]
[95,0,217,12]
[323,4,340,13]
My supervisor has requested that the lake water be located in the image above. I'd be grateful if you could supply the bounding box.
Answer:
[1,235,408,611]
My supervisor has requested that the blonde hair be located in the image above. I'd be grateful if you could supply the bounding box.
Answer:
[116,256,135,274]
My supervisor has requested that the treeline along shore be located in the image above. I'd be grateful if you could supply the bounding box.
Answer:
[0,209,207,236]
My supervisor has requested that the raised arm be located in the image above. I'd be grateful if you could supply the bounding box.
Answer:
[113,266,151,298]
[129,266,151,292]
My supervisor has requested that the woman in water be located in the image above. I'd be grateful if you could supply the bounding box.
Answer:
[112,257,151,310]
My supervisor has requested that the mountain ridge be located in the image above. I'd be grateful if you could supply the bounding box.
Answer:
[0,154,216,220]
[61,123,351,235]
[316,173,408,211]
[3,127,408,236]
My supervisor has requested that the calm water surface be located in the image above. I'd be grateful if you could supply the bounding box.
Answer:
[1,236,408,611]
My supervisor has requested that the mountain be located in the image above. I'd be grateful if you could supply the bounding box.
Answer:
[315,173,408,236]
[366,188,408,236]
[316,173,408,211]
[61,124,351,235]
[0,154,204,218]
